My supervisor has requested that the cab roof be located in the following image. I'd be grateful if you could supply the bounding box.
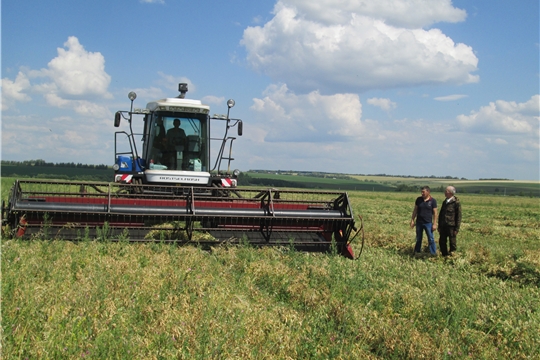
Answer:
[146,97,210,114]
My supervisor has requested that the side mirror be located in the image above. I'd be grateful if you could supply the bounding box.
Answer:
[114,112,122,127]
[237,120,243,136]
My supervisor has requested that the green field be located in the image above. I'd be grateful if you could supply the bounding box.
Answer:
[244,172,396,191]
[2,176,539,359]
[351,175,540,196]
[246,171,540,196]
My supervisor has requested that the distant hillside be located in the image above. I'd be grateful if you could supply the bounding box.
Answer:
[1,161,537,196]
[248,169,468,180]
[243,171,539,196]
[239,172,394,191]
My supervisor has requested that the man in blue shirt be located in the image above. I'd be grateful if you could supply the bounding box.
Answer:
[410,186,438,256]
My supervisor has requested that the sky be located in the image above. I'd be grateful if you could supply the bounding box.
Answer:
[1,0,539,180]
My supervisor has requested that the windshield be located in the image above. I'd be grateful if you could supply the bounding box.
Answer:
[145,112,208,171]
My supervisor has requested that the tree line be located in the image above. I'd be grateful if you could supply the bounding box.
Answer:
[2,160,109,170]
[249,169,468,180]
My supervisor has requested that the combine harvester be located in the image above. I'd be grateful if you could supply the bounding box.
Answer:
[2,84,360,258]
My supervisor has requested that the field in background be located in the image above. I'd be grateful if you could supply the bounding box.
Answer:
[351,174,539,194]
[2,163,538,196]
[246,171,539,196]
[2,174,539,358]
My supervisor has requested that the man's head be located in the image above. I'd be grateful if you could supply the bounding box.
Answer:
[421,186,431,199]
[444,186,456,199]
[173,119,181,127]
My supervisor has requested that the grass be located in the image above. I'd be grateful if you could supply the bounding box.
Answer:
[2,180,540,359]
[2,243,539,359]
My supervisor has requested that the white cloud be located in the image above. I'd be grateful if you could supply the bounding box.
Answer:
[140,0,165,4]
[123,86,165,103]
[1,37,114,117]
[250,83,363,142]
[44,93,111,118]
[237,103,539,179]
[201,95,225,105]
[283,0,467,28]
[367,97,396,111]
[1,113,114,165]
[434,94,468,101]
[1,72,32,110]
[241,0,478,93]
[457,95,540,135]
[485,138,508,145]
[43,36,112,98]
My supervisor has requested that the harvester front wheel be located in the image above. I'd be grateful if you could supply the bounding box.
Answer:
[133,178,144,194]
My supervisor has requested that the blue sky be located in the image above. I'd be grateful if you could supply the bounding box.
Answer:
[2,0,539,180]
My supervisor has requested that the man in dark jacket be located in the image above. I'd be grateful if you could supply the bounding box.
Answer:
[438,186,462,256]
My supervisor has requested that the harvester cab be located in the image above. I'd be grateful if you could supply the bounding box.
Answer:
[112,83,243,188]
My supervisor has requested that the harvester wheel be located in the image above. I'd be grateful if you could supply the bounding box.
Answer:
[211,183,232,198]
[0,200,9,237]
[186,218,194,241]
[1,201,18,239]
[200,219,218,229]
[1,200,6,224]
[133,178,144,194]
[343,215,365,260]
